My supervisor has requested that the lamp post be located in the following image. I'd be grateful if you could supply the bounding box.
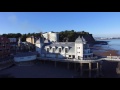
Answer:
[110,54,111,59]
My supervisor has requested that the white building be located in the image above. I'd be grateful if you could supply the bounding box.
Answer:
[35,35,93,60]
[42,32,59,42]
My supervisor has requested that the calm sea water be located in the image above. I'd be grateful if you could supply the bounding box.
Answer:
[103,39,120,51]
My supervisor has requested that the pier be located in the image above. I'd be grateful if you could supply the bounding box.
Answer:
[36,56,120,78]
[37,57,103,78]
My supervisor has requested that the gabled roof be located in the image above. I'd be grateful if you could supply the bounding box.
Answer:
[82,36,87,43]
[35,37,44,44]
[75,36,86,43]
[75,36,83,43]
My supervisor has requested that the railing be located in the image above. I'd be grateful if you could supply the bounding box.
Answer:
[103,56,120,61]
[38,57,102,63]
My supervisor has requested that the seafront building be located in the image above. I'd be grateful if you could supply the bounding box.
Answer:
[36,31,93,60]
[14,32,102,78]
[35,32,102,78]
[26,36,36,45]
[42,32,59,42]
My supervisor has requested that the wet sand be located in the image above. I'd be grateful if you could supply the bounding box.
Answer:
[92,45,120,78]
[0,62,77,78]
[92,45,120,57]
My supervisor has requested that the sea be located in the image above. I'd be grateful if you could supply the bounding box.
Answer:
[97,39,120,54]
[96,39,120,78]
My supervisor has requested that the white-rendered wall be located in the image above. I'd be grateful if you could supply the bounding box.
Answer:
[35,43,43,54]
[42,33,48,39]
[49,33,58,42]
[42,32,59,42]
[75,43,83,60]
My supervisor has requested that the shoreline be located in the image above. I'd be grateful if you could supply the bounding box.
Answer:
[92,45,120,57]
[92,44,120,78]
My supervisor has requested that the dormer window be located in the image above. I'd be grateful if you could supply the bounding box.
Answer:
[65,48,68,53]
[59,48,61,53]
[47,48,49,53]
[53,48,55,53]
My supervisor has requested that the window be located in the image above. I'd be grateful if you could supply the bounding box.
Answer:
[78,56,80,60]
[47,48,49,53]
[59,48,61,53]
[69,55,71,57]
[79,47,80,49]
[73,55,75,58]
[65,48,68,53]
[53,48,55,53]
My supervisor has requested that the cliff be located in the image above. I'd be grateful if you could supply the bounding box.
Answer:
[82,34,95,44]
[59,30,96,44]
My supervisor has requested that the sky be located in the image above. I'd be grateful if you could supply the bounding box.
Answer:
[0,12,120,37]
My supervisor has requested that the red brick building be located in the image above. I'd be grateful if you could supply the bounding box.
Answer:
[0,36,10,58]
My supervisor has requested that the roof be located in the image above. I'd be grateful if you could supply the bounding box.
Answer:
[47,42,75,47]
[44,39,50,43]
[35,37,44,44]
[42,42,75,54]
[75,36,83,43]
[82,36,87,43]
[75,36,86,43]
[68,47,75,55]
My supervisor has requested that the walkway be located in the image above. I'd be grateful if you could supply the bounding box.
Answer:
[37,57,102,63]
[37,56,120,63]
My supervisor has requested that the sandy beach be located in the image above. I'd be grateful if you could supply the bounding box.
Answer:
[92,45,120,57]
[92,45,120,78]
[0,62,78,78]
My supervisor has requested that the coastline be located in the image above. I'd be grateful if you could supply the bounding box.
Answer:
[92,45,120,57]
[92,44,120,78]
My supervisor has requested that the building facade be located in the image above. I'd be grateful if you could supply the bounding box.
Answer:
[0,36,10,59]
[42,32,59,42]
[35,35,93,60]
[26,36,36,45]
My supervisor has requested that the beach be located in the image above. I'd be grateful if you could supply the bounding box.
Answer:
[92,45,120,78]
[0,62,78,78]
[92,45,120,57]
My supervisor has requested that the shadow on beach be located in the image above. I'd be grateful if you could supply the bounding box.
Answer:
[0,73,15,78]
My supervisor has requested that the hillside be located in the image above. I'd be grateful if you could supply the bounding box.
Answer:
[59,30,95,44]
[1,30,96,44]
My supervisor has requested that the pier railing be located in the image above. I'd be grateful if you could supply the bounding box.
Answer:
[102,56,120,61]
[37,57,102,63]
